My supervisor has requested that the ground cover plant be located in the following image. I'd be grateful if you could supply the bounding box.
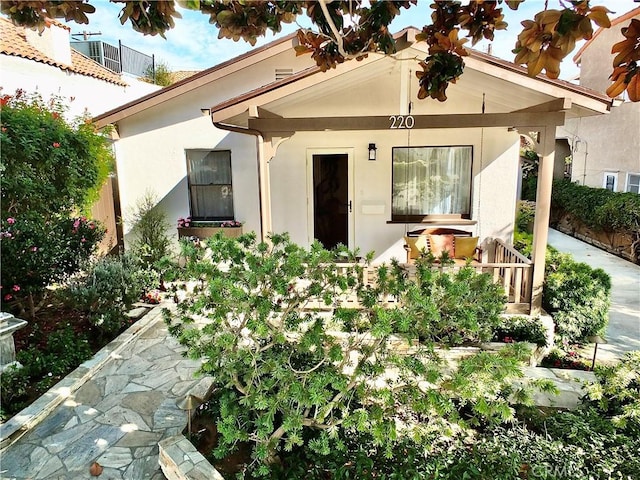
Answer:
[166,232,555,478]
[189,351,640,479]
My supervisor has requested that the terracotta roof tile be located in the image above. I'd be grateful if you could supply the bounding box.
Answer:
[168,70,200,84]
[0,17,127,86]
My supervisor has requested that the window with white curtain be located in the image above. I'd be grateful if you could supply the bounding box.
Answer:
[186,150,234,220]
[392,146,472,221]
[627,173,640,194]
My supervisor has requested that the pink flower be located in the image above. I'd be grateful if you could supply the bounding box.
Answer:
[30,246,38,252]
[81,237,86,243]
[73,219,80,229]
[12,284,20,292]
[7,217,15,224]
[88,222,95,230]
[3,294,12,301]
[52,142,60,148]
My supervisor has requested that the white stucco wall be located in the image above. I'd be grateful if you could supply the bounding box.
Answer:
[112,46,522,257]
[269,127,519,263]
[0,55,159,118]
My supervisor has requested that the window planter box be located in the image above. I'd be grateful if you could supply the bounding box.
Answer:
[177,226,242,240]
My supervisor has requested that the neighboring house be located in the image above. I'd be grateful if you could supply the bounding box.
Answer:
[0,17,158,118]
[560,7,640,193]
[93,28,611,314]
[168,70,201,85]
[0,16,160,253]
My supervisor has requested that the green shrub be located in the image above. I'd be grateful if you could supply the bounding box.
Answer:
[543,250,611,342]
[521,174,538,202]
[513,230,534,258]
[128,191,172,267]
[167,233,536,477]
[516,200,536,233]
[1,324,93,419]
[1,214,105,317]
[392,257,507,345]
[492,316,548,347]
[584,351,640,435]
[62,253,158,334]
[0,90,112,317]
[552,180,640,261]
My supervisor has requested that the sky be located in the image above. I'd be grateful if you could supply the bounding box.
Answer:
[62,0,640,80]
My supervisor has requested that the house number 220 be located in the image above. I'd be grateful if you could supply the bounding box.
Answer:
[389,115,415,129]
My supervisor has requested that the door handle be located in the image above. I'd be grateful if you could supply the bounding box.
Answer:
[347,200,352,213]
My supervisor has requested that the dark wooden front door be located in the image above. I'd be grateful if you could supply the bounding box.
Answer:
[313,154,349,249]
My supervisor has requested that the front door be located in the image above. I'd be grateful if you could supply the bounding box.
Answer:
[312,154,349,249]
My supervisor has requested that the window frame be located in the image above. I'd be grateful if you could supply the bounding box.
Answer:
[603,172,618,192]
[185,149,234,221]
[390,145,474,223]
[626,172,640,194]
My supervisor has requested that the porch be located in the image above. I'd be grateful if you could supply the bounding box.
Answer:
[330,238,533,313]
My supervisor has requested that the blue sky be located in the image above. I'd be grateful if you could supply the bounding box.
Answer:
[63,0,639,79]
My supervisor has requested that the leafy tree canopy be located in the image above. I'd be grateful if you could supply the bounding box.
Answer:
[2,1,639,102]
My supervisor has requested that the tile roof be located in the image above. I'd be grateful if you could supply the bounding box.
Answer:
[168,70,200,84]
[0,17,127,86]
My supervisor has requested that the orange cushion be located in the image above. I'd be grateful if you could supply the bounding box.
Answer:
[428,234,455,258]
[455,236,479,259]
[405,235,428,258]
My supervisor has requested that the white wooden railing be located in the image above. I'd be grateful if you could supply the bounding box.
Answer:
[306,243,533,313]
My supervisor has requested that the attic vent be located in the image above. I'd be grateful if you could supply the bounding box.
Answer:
[275,68,293,82]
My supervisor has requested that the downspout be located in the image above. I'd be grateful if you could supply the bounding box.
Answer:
[211,120,268,242]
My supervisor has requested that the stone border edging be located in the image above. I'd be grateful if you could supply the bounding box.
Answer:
[0,303,167,451]
[159,434,225,480]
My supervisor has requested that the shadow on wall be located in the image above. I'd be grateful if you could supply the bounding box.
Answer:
[122,176,189,249]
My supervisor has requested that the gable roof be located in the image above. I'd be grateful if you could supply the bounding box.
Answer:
[94,27,611,128]
[0,17,127,86]
[211,32,611,127]
[573,7,640,63]
[93,31,299,127]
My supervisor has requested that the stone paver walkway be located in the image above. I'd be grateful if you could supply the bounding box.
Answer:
[0,304,211,480]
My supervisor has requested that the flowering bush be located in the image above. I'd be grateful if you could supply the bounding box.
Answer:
[1,213,104,316]
[0,90,112,317]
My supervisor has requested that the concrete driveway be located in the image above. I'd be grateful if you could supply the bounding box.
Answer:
[547,229,640,363]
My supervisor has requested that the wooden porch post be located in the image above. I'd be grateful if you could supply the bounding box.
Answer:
[530,125,556,314]
[258,139,274,241]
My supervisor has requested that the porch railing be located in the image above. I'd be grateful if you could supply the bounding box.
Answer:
[309,242,533,313]
[487,239,533,310]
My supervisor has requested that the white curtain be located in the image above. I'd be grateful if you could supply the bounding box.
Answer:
[186,150,234,219]
[393,146,472,216]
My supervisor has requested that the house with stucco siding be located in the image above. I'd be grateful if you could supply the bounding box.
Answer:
[560,7,640,193]
[93,28,611,314]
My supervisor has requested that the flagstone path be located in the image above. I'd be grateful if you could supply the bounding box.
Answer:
[0,304,212,480]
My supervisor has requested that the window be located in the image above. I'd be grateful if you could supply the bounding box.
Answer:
[186,150,234,220]
[603,172,617,192]
[392,146,472,221]
[627,173,640,194]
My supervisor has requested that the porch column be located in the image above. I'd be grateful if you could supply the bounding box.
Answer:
[258,139,273,241]
[530,125,556,314]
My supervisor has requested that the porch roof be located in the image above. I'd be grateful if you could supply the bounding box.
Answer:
[211,31,611,129]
